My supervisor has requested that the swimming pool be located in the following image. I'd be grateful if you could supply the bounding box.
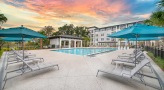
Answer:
[53,48,117,56]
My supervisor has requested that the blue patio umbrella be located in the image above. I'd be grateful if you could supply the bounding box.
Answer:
[0,25,46,59]
[108,24,164,66]
[0,25,46,38]
[108,24,164,38]
[128,37,161,41]
[2,37,31,42]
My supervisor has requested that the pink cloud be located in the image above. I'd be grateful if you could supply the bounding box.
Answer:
[4,0,130,20]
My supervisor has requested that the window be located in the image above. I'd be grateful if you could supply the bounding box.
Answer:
[107,38,110,40]
[111,31,116,34]
[95,29,100,32]
[96,39,98,41]
[117,25,119,29]
[106,27,111,31]
[111,26,116,31]
[101,33,104,36]
[101,38,104,41]
[120,24,126,30]
[111,39,116,41]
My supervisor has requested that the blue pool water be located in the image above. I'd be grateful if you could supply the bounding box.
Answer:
[53,48,117,56]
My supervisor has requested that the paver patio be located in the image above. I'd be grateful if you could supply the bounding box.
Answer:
[2,49,161,90]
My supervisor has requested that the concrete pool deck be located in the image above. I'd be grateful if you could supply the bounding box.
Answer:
[1,49,163,90]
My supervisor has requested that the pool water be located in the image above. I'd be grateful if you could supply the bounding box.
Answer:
[53,48,117,56]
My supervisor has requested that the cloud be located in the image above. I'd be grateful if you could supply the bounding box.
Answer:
[2,0,128,18]
[0,0,158,30]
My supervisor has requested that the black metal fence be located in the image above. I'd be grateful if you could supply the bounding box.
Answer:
[144,46,164,59]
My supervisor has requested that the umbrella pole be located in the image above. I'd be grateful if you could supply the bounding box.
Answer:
[17,42,19,50]
[135,35,138,67]
[22,35,24,59]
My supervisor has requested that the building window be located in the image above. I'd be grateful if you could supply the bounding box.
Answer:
[117,25,119,29]
[106,27,111,31]
[111,38,116,41]
[111,31,116,34]
[96,39,98,41]
[120,24,126,30]
[107,38,110,40]
[101,33,104,36]
[95,29,100,32]
[101,38,104,41]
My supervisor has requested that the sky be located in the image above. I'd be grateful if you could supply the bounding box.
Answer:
[0,0,159,31]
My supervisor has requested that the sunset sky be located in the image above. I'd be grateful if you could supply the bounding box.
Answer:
[0,0,159,31]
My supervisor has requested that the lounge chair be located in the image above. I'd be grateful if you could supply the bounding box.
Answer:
[111,51,144,64]
[118,49,142,58]
[112,52,153,73]
[10,49,36,58]
[5,50,43,70]
[3,54,59,90]
[96,59,162,89]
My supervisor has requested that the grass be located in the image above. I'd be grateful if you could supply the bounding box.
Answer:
[147,51,164,71]
[0,50,3,58]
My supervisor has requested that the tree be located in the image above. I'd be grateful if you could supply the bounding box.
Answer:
[158,0,164,10]
[0,13,7,50]
[0,14,7,29]
[54,24,89,38]
[37,30,50,48]
[57,24,74,35]
[41,26,55,37]
[53,24,90,47]
[0,38,5,50]
[150,11,164,26]
[83,37,90,47]
[144,19,153,25]
[144,0,164,26]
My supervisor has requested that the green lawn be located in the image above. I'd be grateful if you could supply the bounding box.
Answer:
[0,50,3,58]
[147,51,164,71]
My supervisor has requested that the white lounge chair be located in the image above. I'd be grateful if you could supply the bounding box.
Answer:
[111,51,144,64]
[5,50,43,70]
[96,59,162,89]
[118,50,142,58]
[3,55,59,90]
[10,49,36,58]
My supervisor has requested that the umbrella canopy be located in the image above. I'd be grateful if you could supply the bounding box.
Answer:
[0,25,46,59]
[108,24,164,38]
[0,25,46,38]
[128,37,161,41]
[2,37,31,42]
[108,24,164,66]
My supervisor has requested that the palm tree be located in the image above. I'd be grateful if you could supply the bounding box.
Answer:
[144,19,153,25]
[150,11,164,26]
[83,37,90,47]
[0,14,7,50]
[158,0,164,10]
[0,14,7,29]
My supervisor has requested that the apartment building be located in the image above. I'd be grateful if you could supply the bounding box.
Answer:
[88,21,144,47]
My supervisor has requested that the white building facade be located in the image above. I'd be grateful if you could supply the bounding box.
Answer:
[88,21,144,47]
[49,35,82,48]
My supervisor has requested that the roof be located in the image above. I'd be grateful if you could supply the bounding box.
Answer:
[98,20,144,29]
[98,41,117,43]
[87,26,98,29]
[49,35,82,39]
